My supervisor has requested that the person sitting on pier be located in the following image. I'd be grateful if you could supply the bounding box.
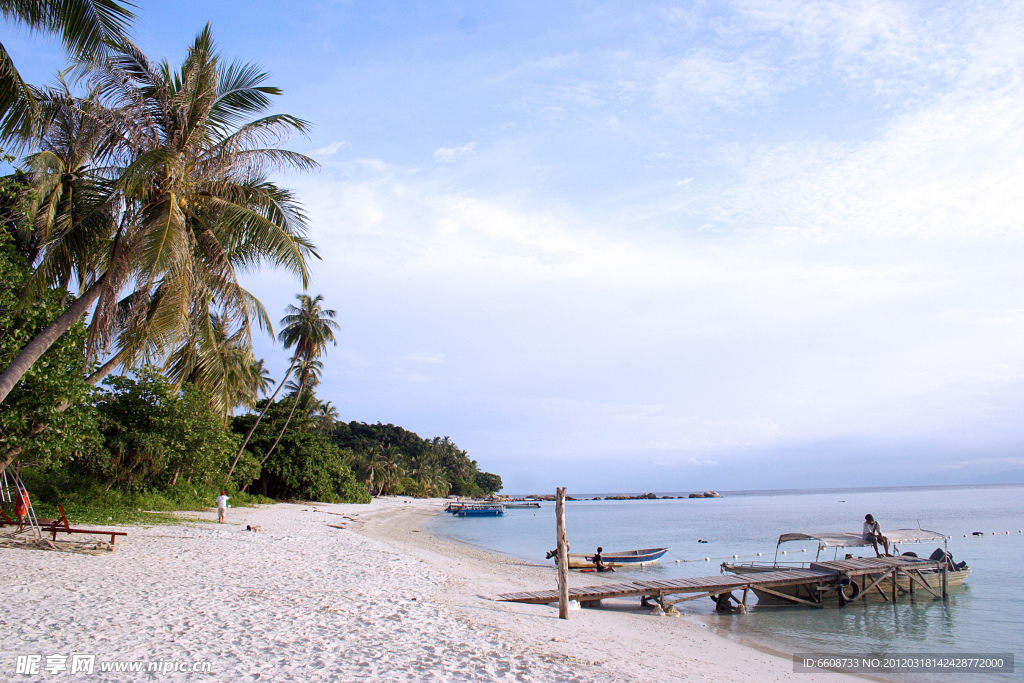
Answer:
[863,514,890,557]
[593,547,616,572]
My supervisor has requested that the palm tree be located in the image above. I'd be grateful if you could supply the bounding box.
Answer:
[1,0,135,144]
[254,296,337,469]
[0,26,318,407]
[165,311,266,424]
[359,444,404,497]
[361,443,388,497]
[281,357,322,396]
[224,293,338,485]
[408,453,434,495]
[249,358,275,399]
[379,445,405,496]
[314,400,339,435]
[427,467,451,498]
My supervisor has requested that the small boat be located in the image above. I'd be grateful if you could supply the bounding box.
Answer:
[503,502,541,509]
[566,547,669,569]
[722,529,970,605]
[445,502,499,513]
[448,503,505,517]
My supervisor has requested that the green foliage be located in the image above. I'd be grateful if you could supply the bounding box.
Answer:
[474,471,503,496]
[0,225,97,466]
[78,367,248,492]
[18,466,271,525]
[333,422,501,498]
[232,399,369,504]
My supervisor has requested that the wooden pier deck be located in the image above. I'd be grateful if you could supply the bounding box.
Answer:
[497,556,947,610]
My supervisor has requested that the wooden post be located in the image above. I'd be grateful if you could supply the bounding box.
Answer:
[556,487,569,620]
[941,562,948,599]
[891,568,897,603]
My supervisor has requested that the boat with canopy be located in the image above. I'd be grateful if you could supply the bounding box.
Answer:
[722,528,970,604]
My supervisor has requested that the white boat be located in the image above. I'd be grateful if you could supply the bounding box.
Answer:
[566,547,669,569]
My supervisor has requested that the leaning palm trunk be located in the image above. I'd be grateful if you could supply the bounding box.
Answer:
[0,342,131,476]
[85,345,133,388]
[258,384,303,469]
[0,274,107,405]
[223,355,297,486]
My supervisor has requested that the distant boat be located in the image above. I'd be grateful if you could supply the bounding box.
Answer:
[446,502,505,517]
[503,502,541,509]
[457,505,504,517]
[566,547,669,569]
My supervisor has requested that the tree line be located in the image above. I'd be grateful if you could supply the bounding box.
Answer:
[0,2,501,511]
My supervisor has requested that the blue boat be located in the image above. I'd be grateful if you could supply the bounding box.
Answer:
[445,502,506,517]
[455,504,505,517]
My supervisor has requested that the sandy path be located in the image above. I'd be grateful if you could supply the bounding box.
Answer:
[0,499,852,681]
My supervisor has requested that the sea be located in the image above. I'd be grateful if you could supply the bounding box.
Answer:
[425,484,1024,682]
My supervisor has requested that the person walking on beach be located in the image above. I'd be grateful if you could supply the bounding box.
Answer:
[863,514,889,557]
[216,491,229,523]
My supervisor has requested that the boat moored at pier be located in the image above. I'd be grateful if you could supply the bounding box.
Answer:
[565,547,669,569]
[721,528,970,605]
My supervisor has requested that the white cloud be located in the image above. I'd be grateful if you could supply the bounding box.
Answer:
[651,49,780,113]
[241,1,1024,480]
[405,351,445,364]
[311,140,350,156]
[433,142,477,165]
[277,124,1023,461]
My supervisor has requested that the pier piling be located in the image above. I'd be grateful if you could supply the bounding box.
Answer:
[556,487,569,620]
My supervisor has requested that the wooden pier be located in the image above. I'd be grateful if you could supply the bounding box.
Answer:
[497,556,949,611]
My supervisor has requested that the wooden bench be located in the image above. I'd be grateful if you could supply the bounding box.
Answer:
[44,505,128,545]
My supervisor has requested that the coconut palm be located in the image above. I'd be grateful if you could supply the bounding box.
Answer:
[165,311,266,424]
[1,0,136,144]
[313,400,339,435]
[253,357,317,469]
[360,444,404,497]
[427,467,451,497]
[0,26,318,407]
[255,297,336,469]
[249,358,275,398]
[379,445,405,496]
[281,357,322,396]
[361,443,388,497]
[225,293,338,485]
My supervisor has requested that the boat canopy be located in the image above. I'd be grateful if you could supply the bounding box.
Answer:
[777,529,947,548]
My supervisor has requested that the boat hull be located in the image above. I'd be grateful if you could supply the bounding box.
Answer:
[456,509,504,517]
[566,548,669,569]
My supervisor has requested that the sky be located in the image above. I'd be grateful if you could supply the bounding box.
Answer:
[6,1,1024,492]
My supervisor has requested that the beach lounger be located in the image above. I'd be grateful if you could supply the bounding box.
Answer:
[43,505,127,545]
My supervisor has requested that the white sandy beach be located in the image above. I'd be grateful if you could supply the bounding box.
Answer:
[0,499,855,681]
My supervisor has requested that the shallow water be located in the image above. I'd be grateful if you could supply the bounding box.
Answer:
[425,484,1024,682]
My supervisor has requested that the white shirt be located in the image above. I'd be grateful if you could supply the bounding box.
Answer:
[216,495,229,509]
[863,520,880,536]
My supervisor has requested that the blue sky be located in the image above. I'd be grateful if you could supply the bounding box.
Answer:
[6,1,1024,492]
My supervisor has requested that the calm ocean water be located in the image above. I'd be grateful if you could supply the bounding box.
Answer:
[425,484,1024,682]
